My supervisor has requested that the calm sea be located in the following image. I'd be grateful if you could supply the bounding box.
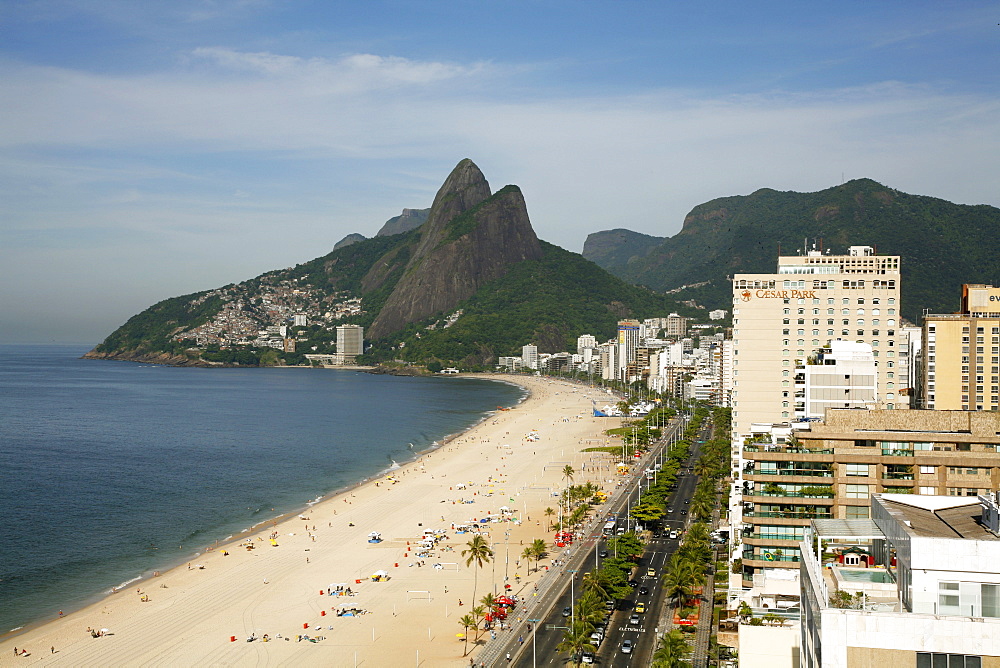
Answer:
[0,345,524,634]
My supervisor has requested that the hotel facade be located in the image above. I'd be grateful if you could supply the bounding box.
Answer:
[923,284,1000,411]
[731,245,906,443]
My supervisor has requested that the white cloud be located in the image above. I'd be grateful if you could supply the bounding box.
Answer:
[2,47,999,342]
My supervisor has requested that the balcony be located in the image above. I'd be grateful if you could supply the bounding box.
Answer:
[881,449,914,457]
[754,489,834,499]
[743,510,833,520]
[743,551,802,563]
[743,444,834,454]
[882,472,914,480]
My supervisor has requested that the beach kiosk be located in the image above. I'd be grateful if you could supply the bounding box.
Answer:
[367,531,382,544]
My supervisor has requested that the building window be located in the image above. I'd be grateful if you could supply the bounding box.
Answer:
[845,506,869,519]
[845,464,869,477]
[938,582,961,615]
[845,484,870,498]
[919,486,936,495]
[919,466,936,474]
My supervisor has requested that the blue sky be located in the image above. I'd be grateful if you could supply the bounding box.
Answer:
[2,1,998,344]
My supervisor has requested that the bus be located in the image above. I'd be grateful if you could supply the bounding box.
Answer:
[603,520,617,536]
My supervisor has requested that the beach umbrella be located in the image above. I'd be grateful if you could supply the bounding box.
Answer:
[456,633,465,638]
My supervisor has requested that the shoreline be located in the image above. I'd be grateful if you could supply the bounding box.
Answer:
[0,374,619,666]
[0,374,528,642]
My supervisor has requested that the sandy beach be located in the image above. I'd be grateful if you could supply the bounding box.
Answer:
[0,375,623,667]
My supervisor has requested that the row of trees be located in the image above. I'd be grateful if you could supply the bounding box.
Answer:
[458,535,550,656]
[556,530,648,665]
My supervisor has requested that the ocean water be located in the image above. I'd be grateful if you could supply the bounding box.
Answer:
[0,345,524,634]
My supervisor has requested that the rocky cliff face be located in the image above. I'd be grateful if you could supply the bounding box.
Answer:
[367,159,543,339]
[333,233,367,250]
[376,208,429,237]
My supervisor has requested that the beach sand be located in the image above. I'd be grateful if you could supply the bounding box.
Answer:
[0,375,623,667]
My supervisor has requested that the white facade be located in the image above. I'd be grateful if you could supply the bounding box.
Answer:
[336,324,364,357]
[800,494,1000,668]
[521,344,539,370]
[732,246,904,446]
[797,340,878,420]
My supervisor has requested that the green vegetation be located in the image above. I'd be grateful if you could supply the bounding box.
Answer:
[585,178,1000,322]
[93,292,224,355]
[362,241,700,366]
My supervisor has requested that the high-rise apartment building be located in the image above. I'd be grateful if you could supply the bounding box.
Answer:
[521,344,539,370]
[577,334,597,355]
[617,319,642,381]
[335,324,364,364]
[923,284,1000,411]
[739,409,1000,583]
[731,245,905,443]
[796,340,877,419]
[665,313,690,337]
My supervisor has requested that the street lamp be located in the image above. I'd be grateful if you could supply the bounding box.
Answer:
[567,569,578,628]
[528,617,541,668]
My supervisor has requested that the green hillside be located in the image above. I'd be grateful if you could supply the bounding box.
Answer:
[584,179,1000,322]
[364,241,701,367]
[90,232,701,367]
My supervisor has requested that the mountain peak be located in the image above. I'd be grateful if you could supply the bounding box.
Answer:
[426,158,492,221]
[367,159,541,339]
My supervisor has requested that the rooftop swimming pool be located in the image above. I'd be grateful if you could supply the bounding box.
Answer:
[837,568,893,584]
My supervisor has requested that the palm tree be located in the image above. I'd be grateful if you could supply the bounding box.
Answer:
[574,590,605,628]
[562,464,576,487]
[556,620,596,667]
[530,538,548,572]
[521,545,534,572]
[462,535,493,616]
[471,605,486,640]
[561,464,575,522]
[458,613,476,656]
[651,629,691,668]
[581,570,614,602]
[663,555,699,608]
[544,507,556,530]
[479,592,497,610]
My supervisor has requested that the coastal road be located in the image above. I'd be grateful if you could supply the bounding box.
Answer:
[594,440,703,667]
[495,416,695,668]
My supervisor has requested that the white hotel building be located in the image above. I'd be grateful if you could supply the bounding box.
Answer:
[731,246,906,443]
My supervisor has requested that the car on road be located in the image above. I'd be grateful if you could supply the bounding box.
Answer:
[562,606,571,617]
[629,613,641,625]
[635,602,646,613]
[684,499,690,504]
[622,639,634,654]
[628,579,639,588]
[667,507,673,513]
[581,652,595,664]
[646,567,656,577]
[605,599,616,611]
[599,550,608,558]
[681,509,688,515]
[669,530,679,539]
[638,586,649,595]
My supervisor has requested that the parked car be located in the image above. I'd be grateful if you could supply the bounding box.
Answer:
[582,652,596,664]
[562,606,571,617]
